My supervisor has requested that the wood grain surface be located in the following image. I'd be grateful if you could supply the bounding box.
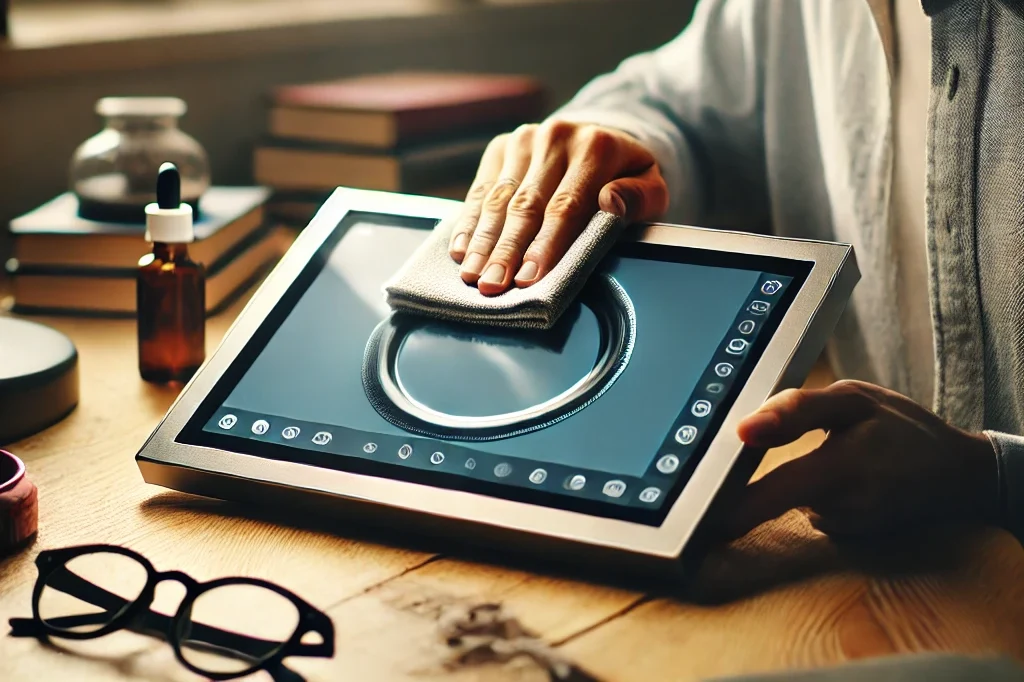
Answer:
[1,285,1023,682]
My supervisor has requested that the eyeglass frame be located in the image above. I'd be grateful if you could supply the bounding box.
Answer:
[9,544,335,681]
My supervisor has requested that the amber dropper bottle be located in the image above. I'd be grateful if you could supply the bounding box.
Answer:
[137,162,206,384]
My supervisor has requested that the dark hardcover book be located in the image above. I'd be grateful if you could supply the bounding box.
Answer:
[6,225,291,316]
[253,136,489,193]
[269,71,545,148]
[9,187,271,269]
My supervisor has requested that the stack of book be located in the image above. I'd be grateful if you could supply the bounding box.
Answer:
[255,71,547,227]
[5,187,288,316]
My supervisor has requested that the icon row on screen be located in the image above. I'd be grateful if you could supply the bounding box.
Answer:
[217,416,662,505]
[656,280,783,480]
[218,415,337,450]
[380,445,657,502]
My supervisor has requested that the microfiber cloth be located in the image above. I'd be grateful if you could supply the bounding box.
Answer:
[383,211,624,330]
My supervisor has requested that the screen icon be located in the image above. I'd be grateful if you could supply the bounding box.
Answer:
[465,458,477,470]
[639,487,662,503]
[738,320,756,335]
[691,400,712,418]
[494,463,513,478]
[656,454,680,474]
[398,444,413,459]
[706,382,724,394]
[311,431,332,446]
[529,468,548,484]
[566,474,587,491]
[726,339,749,355]
[281,426,301,440]
[602,480,627,498]
[748,300,770,315]
[217,414,237,430]
[430,452,445,465]
[251,419,270,436]
[714,362,734,378]
[761,280,783,295]
[363,442,378,454]
[675,425,698,445]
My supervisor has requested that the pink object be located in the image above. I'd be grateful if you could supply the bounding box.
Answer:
[0,450,38,554]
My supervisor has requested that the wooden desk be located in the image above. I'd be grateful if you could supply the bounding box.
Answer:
[2,296,1023,682]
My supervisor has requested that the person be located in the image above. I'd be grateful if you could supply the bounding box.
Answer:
[448,0,1023,542]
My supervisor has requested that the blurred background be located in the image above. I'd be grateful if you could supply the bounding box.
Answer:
[0,0,694,265]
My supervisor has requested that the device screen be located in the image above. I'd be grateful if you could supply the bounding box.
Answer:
[179,213,809,525]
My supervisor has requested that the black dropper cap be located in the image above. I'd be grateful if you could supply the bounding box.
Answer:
[156,162,181,209]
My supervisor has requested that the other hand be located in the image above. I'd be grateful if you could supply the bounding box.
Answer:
[726,380,999,539]
[449,121,669,295]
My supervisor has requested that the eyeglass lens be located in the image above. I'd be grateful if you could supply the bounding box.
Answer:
[37,551,303,675]
[178,583,301,674]
[38,551,148,634]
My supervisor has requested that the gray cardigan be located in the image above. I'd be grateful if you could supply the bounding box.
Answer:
[551,0,1024,540]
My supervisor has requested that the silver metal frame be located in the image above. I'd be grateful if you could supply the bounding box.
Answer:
[136,187,859,576]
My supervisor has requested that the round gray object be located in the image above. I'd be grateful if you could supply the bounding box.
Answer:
[0,318,79,445]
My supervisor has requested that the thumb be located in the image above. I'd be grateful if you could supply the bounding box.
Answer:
[737,382,878,449]
[598,165,669,224]
[723,445,838,539]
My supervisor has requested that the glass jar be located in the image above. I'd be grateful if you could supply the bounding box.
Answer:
[70,97,210,223]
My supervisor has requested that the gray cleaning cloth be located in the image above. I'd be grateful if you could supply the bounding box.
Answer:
[383,211,624,330]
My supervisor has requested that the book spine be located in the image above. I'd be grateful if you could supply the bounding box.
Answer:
[393,91,546,143]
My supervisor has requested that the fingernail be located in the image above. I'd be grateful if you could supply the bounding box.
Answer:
[451,232,468,253]
[515,260,539,283]
[610,192,627,217]
[461,252,487,276]
[479,263,506,286]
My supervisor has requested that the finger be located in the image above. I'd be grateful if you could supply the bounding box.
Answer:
[516,129,659,284]
[460,125,536,284]
[724,445,839,539]
[597,164,670,223]
[737,382,878,449]
[477,142,568,295]
[449,135,508,263]
[476,122,580,294]
[512,164,600,288]
[513,128,624,287]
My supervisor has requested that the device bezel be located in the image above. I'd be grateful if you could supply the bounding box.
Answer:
[136,187,858,564]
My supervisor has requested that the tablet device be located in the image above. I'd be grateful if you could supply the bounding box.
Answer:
[136,188,858,578]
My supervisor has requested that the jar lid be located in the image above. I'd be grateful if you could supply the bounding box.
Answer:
[96,97,187,119]
[0,448,38,555]
[0,318,79,445]
[0,450,26,494]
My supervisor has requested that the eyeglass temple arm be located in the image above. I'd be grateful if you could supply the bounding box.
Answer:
[9,618,308,682]
[8,568,330,661]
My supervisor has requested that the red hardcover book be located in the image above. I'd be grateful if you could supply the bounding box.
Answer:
[269,72,546,148]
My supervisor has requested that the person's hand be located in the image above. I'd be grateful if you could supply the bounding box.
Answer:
[726,380,1000,539]
[449,121,669,296]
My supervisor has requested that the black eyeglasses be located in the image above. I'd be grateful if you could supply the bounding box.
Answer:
[8,545,335,681]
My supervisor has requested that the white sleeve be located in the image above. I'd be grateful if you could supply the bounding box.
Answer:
[549,0,770,228]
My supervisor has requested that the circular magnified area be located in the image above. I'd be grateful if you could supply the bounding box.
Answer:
[363,274,636,440]
[393,302,602,419]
